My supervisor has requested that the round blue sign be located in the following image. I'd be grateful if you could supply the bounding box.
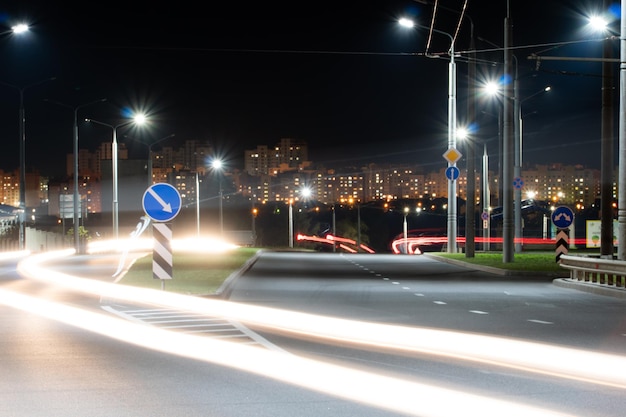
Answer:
[551,205,574,229]
[142,183,182,222]
[445,166,460,181]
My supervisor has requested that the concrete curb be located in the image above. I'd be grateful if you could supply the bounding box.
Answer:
[423,253,568,279]
[552,278,626,299]
[208,249,265,299]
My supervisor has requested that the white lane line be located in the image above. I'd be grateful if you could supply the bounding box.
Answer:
[392,282,400,285]
[527,319,554,325]
[414,293,424,297]
[402,287,411,290]
[433,301,447,305]
[469,310,489,315]
[383,277,390,281]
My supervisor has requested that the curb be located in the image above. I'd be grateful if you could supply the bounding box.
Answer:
[208,249,265,299]
[423,253,568,279]
[552,278,626,299]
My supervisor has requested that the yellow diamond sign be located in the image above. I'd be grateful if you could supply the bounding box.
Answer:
[443,147,462,164]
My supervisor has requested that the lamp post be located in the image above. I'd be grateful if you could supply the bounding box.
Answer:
[196,172,200,237]
[85,115,146,240]
[124,133,176,187]
[288,198,294,248]
[0,24,29,249]
[619,1,626,261]
[252,207,258,246]
[44,98,107,253]
[211,158,224,236]
[332,204,336,253]
[403,207,409,254]
[0,76,56,250]
[515,86,551,252]
[482,143,491,251]
[399,18,458,253]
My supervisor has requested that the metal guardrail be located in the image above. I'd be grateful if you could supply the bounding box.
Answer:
[559,254,626,288]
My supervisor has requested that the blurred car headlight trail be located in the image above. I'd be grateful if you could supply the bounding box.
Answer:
[0,249,30,261]
[87,237,239,255]
[0,288,578,417]
[17,250,626,391]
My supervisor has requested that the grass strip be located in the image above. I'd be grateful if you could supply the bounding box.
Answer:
[119,247,259,295]
[430,252,567,273]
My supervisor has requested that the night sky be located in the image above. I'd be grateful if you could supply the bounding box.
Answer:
[0,1,617,177]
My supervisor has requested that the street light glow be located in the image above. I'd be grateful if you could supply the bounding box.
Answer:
[588,15,609,31]
[11,24,29,34]
[398,18,414,28]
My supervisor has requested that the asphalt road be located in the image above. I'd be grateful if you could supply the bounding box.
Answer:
[1,250,625,417]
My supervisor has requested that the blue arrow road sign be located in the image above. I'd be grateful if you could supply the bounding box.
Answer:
[551,205,574,229]
[445,166,460,181]
[142,183,182,222]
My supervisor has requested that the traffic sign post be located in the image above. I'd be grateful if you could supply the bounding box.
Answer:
[551,206,574,263]
[142,183,182,289]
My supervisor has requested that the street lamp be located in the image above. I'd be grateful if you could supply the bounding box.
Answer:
[0,76,56,250]
[399,17,458,253]
[124,133,176,187]
[288,198,294,248]
[251,207,258,246]
[515,85,551,252]
[403,207,409,254]
[211,158,224,236]
[44,98,107,253]
[196,172,200,238]
[85,114,147,240]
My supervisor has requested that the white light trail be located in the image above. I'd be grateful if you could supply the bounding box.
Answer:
[0,288,577,417]
[11,249,626,403]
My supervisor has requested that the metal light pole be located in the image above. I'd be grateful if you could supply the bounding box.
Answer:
[332,204,336,253]
[125,133,175,187]
[211,158,224,236]
[399,18,457,253]
[482,143,491,251]
[618,0,626,261]
[252,206,258,246]
[45,98,107,253]
[503,7,515,262]
[86,116,146,240]
[288,199,294,248]
[403,207,409,254]
[601,0,615,258]
[196,172,200,237]
[357,202,361,252]
[0,77,56,250]
[515,86,551,253]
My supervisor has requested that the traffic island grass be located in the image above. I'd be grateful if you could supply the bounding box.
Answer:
[119,247,260,295]
[429,251,570,274]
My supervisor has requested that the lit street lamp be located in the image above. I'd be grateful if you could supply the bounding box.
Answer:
[252,207,258,246]
[403,207,409,254]
[85,115,147,240]
[211,158,224,236]
[399,17,458,253]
